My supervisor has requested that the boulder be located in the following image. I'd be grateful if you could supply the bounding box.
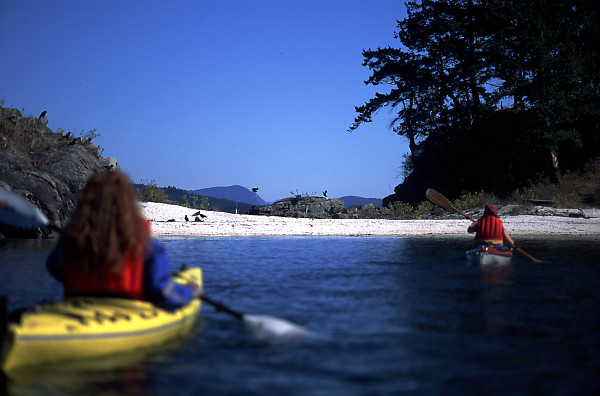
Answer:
[582,208,600,219]
[257,197,344,219]
[255,197,391,219]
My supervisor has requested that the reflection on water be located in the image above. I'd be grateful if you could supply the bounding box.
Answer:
[1,235,599,395]
[0,239,60,308]
[479,263,513,334]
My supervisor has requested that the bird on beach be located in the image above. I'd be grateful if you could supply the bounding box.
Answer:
[184,215,189,222]
[39,111,47,118]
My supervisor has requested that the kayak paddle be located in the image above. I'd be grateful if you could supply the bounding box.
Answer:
[426,188,542,263]
[426,188,476,222]
[199,293,315,341]
[172,268,315,341]
[3,187,315,340]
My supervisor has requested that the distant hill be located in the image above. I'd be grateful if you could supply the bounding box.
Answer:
[190,185,268,206]
[134,184,258,214]
[338,196,383,208]
[135,182,382,213]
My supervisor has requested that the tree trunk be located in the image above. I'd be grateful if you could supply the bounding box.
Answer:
[550,149,562,184]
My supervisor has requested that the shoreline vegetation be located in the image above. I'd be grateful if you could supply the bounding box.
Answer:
[1,103,598,239]
[136,163,600,218]
[141,202,600,237]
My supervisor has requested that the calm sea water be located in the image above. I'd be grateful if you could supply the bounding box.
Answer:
[1,235,599,396]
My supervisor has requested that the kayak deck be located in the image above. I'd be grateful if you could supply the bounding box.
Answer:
[1,267,202,372]
[466,245,512,265]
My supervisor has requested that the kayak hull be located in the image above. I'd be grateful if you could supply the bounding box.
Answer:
[1,267,202,372]
[466,245,512,265]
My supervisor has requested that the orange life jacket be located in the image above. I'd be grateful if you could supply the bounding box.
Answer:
[475,215,504,244]
[64,222,150,300]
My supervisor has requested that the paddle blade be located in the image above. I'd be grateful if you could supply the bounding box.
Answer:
[0,189,48,229]
[426,188,452,210]
[242,314,314,341]
[426,188,476,221]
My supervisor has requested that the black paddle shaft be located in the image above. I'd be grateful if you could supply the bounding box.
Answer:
[200,295,244,320]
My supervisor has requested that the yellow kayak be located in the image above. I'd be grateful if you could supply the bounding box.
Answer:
[1,267,202,372]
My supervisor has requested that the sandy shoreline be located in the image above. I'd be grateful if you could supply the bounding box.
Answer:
[140,202,600,237]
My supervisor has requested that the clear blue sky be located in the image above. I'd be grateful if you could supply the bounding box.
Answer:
[1,0,408,203]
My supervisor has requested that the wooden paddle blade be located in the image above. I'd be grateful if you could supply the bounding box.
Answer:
[426,188,452,209]
[426,188,476,222]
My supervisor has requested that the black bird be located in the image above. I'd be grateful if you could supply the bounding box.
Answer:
[323,190,328,198]
[252,187,259,193]
[39,111,47,118]
[184,215,189,222]
[64,131,71,139]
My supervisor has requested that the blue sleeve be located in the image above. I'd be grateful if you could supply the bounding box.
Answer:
[144,238,194,311]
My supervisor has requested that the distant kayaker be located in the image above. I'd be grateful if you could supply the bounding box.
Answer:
[46,170,202,310]
[467,203,515,248]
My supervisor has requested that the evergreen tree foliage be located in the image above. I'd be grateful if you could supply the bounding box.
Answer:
[352,0,600,200]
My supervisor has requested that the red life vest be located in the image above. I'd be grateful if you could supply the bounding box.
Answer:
[475,215,504,244]
[64,249,146,299]
[64,222,150,300]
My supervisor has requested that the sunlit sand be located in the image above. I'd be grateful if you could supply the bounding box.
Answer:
[140,202,600,237]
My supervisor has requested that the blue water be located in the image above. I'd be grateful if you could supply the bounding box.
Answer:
[1,235,600,395]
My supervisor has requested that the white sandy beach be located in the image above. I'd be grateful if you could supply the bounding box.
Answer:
[140,202,600,237]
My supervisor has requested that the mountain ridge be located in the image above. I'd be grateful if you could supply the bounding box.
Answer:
[190,185,268,206]
[188,186,382,208]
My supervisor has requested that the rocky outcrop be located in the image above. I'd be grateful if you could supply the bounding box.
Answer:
[254,197,342,218]
[516,206,600,218]
[254,197,391,219]
[0,107,117,238]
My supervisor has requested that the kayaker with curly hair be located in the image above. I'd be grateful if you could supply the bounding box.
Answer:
[46,170,200,310]
[467,203,515,248]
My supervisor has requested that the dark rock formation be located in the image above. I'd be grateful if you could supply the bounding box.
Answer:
[383,172,431,208]
[257,197,345,218]
[383,138,442,207]
[255,197,391,219]
[0,107,117,238]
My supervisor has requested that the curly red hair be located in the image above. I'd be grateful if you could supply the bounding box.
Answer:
[63,170,149,274]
